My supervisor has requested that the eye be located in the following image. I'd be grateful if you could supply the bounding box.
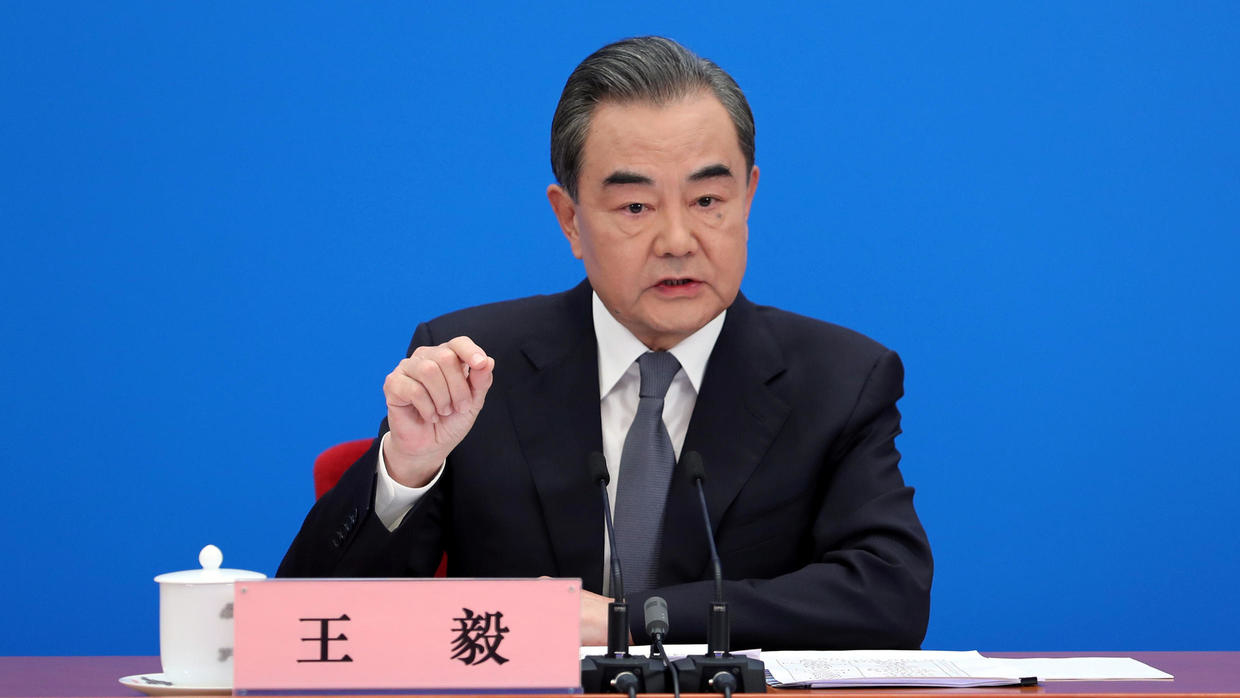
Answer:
[696,196,715,207]
[626,203,647,214]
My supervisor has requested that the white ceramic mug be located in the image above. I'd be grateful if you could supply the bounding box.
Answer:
[154,545,265,687]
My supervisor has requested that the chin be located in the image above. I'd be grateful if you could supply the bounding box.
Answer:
[650,314,716,342]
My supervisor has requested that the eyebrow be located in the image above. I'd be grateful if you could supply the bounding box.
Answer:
[688,163,733,181]
[602,170,654,187]
[602,164,734,187]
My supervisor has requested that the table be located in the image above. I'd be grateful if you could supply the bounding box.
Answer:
[1,653,1237,698]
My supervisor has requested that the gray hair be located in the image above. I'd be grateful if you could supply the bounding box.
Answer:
[550,36,756,200]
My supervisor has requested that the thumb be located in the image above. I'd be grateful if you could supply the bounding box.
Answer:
[468,356,496,400]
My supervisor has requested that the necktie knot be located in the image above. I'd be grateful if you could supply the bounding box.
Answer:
[637,351,680,398]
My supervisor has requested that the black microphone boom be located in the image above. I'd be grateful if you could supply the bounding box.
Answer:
[674,451,766,694]
[589,452,625,606]
[683,452,726,630]
[580,452,667,694]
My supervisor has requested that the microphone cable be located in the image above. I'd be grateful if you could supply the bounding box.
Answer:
[652,633,680,698]
[610,671,638,698]
[710,670,737,698]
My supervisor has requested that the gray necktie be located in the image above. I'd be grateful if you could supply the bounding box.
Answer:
[613,351,681,596]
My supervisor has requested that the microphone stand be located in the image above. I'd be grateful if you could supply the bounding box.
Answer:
[579,453,667,694]
[673,452,767,694]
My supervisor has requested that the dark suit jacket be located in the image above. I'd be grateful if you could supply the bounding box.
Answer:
[278,280,932,650]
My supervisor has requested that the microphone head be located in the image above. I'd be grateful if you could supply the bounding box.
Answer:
[587,451,610,486]
[643,596,669,637]
[683,450,705,483]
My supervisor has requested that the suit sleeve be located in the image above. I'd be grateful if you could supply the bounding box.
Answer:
[275,322,449,578]
[630,350,933,650]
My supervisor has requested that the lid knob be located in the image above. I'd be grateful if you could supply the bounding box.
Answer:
[198,544,223,571]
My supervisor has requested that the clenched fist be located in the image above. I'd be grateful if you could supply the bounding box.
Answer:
[381,336,495,487]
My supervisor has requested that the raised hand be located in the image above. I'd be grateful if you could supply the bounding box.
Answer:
[381,336,495,487]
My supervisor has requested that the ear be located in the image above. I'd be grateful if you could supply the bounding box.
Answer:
[546,184,584,259]
[742,165,760,218]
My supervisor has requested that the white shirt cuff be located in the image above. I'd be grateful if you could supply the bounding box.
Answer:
[374,432,445,531]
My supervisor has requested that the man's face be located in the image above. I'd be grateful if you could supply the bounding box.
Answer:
[548,92,759,350]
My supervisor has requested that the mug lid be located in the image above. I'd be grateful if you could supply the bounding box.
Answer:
[154,544,267,584]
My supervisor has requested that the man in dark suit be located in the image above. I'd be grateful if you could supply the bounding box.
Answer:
[279,36,932,651]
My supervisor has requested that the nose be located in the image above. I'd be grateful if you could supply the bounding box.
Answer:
[652,206,698,258]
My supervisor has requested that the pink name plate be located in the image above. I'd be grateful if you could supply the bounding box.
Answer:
[233,578,582,694]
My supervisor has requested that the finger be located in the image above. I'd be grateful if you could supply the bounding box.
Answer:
[402,353,456,417]
[384,369,439,423]
[419,344,473,414]
[445,336,490,372]
[467,355,496,402]
[445,337,491,410]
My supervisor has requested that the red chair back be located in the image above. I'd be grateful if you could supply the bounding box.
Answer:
[313,438,373,499]
[313,438,448,577]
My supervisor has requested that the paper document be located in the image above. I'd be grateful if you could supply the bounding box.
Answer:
[763,650,1173,688]
[764,650,1028,688]
[981,656,1173,681]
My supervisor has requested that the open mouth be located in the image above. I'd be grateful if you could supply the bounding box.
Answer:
[659,278,695,287]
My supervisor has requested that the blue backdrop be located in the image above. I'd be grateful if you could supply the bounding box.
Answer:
[2,2,1237,655]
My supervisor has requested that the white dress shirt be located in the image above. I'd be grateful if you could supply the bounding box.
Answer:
[373,291,727,591]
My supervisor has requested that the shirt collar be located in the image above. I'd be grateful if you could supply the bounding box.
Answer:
[592,291,726,399]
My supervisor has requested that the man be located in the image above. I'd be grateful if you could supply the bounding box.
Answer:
[279,36,932,651]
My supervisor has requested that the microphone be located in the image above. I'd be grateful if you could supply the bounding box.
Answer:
[683,451,726,650]
[589,452,625,609]
[645,596,680,698]
[643,596,669,646]
[673,451,766,694]
[580,452,667,694]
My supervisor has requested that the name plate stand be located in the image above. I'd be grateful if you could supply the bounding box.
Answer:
[233,578,582,694]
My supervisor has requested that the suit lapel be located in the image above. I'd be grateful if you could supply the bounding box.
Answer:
[660,293,790,586]
[507,282,606,592]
